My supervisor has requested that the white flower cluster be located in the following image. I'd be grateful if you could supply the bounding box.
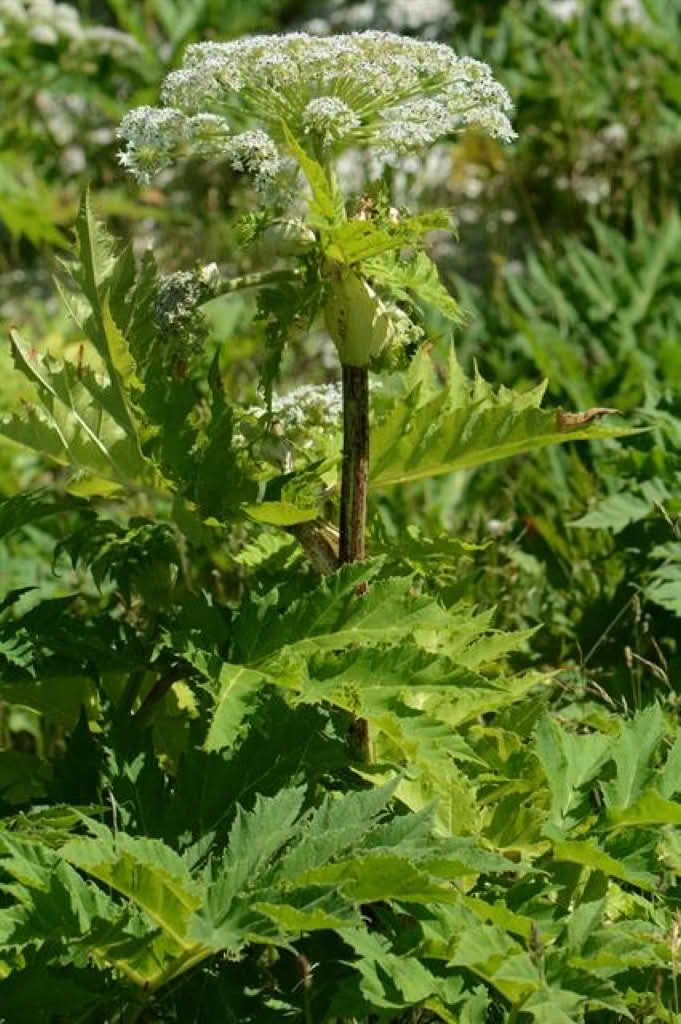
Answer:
[247,377,383,433]
[117,107,282,188]
[302,97,361,150]
[249,383,343,431]
[0,0,142,52]
[117,30,514,186]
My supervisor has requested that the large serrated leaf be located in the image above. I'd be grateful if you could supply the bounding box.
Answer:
[534,715,610,832]
[370,359,634,490]
[600,703,665,812]
[235,561,450,662]
[274,781,400,884]
[61,833,202,951]
[552,839,657,890]
[193,787,306,945]
[2,330,157,492]
[295,853,460,905]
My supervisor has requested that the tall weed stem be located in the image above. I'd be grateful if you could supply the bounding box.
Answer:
[339,362,370,760]
[339,364,369,565]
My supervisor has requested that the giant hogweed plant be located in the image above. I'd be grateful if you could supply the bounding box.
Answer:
[0,30,679,1024]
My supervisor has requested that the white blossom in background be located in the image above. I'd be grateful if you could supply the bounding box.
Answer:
[609,0,649,25]
[0,0,26,22]
[0,0,142,53]
[302,0,458,39]
[117,31,515,188]
[384,0,455,31]
[600,121,627,148]
[544,0,581,20]
[543,0,651,23]
[335,141,455,206]
[572,174,610,205]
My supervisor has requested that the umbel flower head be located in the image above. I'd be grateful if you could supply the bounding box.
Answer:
[117,30,515,186]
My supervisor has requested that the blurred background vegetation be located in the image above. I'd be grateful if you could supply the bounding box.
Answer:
[1,0,680,712]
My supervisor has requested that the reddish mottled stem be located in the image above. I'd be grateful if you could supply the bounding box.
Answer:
[339,363,370,759]
[339,364,369,565]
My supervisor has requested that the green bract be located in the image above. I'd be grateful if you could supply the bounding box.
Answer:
[324,267,422,368]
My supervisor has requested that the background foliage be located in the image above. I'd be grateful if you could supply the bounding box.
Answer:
[1,1,680,1022]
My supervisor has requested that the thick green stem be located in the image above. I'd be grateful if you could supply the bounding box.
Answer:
[339,363,370,761]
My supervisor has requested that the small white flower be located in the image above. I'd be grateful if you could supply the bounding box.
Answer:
[0,0,27,21]
[29,22,58,44]
[60,145,86,175]
[27,0,54,19]
[52,3,81,38]
[223,130,282,190]
[117,106,192,182]
[573,174,610,205]
[464,176,484,199]
[302,97,361,149]
[249,382,344,430]
[600,121,627,147]
[545,0,581,19]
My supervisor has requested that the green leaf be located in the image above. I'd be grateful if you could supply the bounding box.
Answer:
[552,839,657,890]
[324,211,453,266]
[201,663,266,752]
[522,987,585,1024]
[441,908,540,1003]
[366,250,464,324]
[342,933,465,1012]
[281,121,344,225]
[0,491,82,541]
[461,895,533,941]
[254,889,360,932]
[295,853,460,905]
[192,787,306,945]
[606,789,681,828]
[658,731,681,798]
[275,781,401,884]
[61,832,202,951]
[600,703,665,811]
[302,645,488,709]
[370,357,632,490]
[571,491,657,532]
[2,329,157,493]
[645,562,681,617]
[534,715,609,831]
[325,220,404,265]
[0,835,164,987]
[244,500,320,525]
[235,561,451,662]
[565,896,607,956]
